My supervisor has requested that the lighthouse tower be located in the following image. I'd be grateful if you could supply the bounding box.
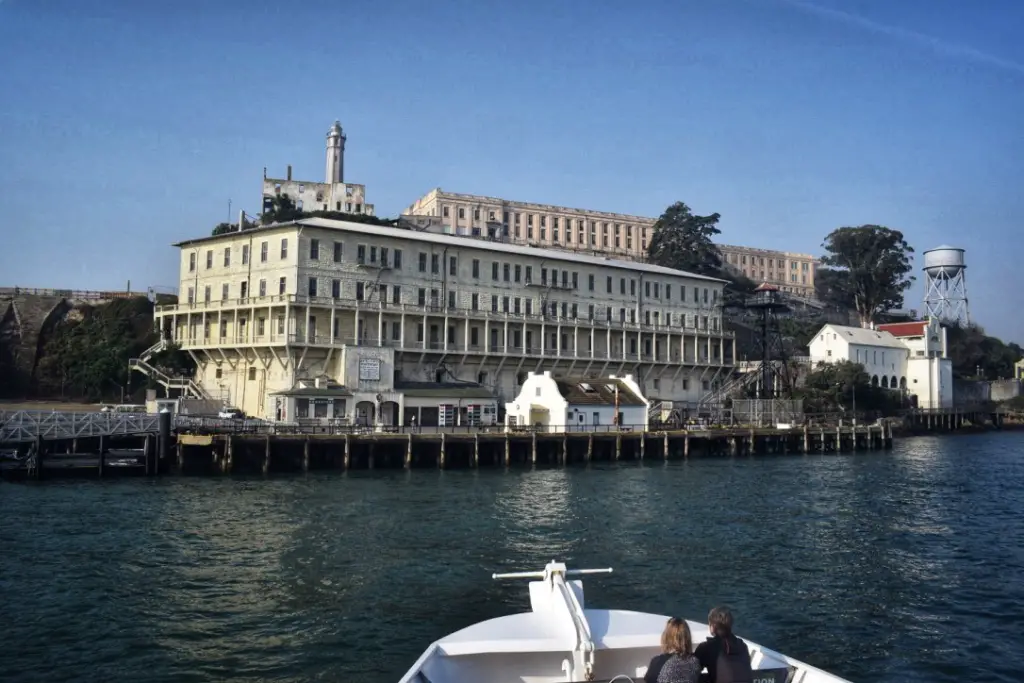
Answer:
[325,120,346,184]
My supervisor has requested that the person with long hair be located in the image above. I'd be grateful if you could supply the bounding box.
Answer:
[694,606,753,683]
[644,617,701,683]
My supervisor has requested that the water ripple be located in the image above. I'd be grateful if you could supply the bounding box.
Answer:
[2,433,1024,682]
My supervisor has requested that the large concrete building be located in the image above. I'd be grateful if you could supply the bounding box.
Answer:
[153,217,735,423]
[402,188,818,298]
[261,121,375,218]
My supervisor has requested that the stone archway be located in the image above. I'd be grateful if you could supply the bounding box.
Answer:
[380,400,400,426]
[355,400,375,426]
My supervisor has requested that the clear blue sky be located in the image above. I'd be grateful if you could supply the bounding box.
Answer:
[1,0,1022,342]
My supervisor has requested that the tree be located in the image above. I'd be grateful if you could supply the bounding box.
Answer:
[260,194,303,225]
[946,323,1023,380]
[796,360,901,416]
[820,226,914,327]
[814,266,855,310]
[647,202,723,277]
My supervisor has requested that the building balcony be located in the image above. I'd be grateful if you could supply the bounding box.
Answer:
[166,332,731,366]
[158,294,734,337]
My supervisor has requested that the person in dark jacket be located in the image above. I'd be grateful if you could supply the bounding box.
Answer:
[694,607,753,683]
[645,617,701,683]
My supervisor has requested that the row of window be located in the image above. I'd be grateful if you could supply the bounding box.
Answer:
[728,253,812,271]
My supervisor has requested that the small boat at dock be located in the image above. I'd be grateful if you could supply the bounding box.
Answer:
[398,560,852,683]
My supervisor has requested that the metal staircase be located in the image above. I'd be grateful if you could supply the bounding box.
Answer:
[128,338,211,400]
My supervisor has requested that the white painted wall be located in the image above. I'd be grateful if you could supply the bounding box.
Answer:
[505,371,568,432]
[906,357,953,409]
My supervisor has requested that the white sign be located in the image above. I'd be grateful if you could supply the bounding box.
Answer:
[358,358,381,381]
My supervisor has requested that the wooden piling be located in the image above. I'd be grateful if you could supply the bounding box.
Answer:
[663,433,669,460]
[474,435,480,468]
[639,435,645,461]
[561,436,568,466]
[34,435,44,481]
[615,433,621,460]
[504,435,510,467]
[98,435,105,478]
[368,442,375,470]
[303,438,310,472]
[586,433,593,463]
[531,432,537,465]
[344,434,350,469]
[439,433,446,469]
[262,435,271,475]
[684,434,690,459]
[405,435,413,469]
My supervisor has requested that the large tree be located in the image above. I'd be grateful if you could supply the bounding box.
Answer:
[647,202,723,277]
[819,226,914,327]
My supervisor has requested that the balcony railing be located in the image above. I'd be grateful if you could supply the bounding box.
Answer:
[159,294,732,338]
[165,332,732,365]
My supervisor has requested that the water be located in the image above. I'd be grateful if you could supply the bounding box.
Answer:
[2,433,1023,683]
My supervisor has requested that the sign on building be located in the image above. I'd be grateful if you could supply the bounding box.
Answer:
[358,358,381,381]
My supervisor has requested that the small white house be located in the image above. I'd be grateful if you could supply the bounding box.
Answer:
[504,371,649,432]
[808,321,953,409]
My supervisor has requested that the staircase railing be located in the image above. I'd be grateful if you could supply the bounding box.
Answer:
[129,356,210,400]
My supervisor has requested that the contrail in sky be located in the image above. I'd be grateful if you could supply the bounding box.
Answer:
[774,0,1024,76]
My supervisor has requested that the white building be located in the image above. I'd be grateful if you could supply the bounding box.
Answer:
[261,121,375,217]
[145,217,735,423]
[505,371,649,432]
[807,320,953,409]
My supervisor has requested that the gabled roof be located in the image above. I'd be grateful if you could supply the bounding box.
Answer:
[877,321,929,338]
[554,379,646,406]
[814,324,908,349]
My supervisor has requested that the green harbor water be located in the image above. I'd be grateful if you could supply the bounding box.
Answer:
[2,432,1022,683]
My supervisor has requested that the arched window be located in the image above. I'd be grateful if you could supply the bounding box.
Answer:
[871,375,879,387]
[881,376,889,388]
[891,376,899,390]
[900,377,907,389]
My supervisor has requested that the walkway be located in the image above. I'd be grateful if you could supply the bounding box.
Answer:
[0,410,162,444]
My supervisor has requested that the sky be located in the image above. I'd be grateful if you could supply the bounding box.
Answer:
[0,0,1022,342]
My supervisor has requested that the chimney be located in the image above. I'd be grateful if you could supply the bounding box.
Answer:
[287,165,292,181]
[238,209,245,230]
[543,371,551,378]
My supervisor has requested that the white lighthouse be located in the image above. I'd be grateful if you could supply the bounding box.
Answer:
[325,120,346,184]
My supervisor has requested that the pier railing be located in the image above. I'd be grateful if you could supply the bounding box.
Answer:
[0,410,162,443]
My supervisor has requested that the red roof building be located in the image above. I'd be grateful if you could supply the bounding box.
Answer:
[877,321,929,338]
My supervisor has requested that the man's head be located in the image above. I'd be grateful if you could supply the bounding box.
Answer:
[708,606,734,638]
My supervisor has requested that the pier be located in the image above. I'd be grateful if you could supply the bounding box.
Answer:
[1,422,893,479]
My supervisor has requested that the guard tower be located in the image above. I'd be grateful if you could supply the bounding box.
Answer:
[325,120,346,184]
[744,283,792,398]
[922,245,969,326]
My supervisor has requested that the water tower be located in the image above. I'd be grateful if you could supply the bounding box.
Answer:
[922,246,969,325]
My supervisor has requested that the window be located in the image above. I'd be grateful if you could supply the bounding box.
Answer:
[221,247,229,267]
[260,242,268,262]
[514,264,521,283]
[607,276,612,293]
[356,282,364,300]
[541,268,547,285]
[458,207,465,219]
[471,327,479,346]
[221,283,229,301]
[392,285,400,304]
[241,244,249,265]
[357,244,366,264]
[204,285,211,303]
[308,277,317,297]
[443,206,449,218]
[472,259,480,278]
[188,253,196,272]
[332,279,340,298]
[491,295,498,312]
[310,238,319,260]
[645,282,650,297]
[471,293,479,310]
[280,239,288,259]
[257,318,265,336]
[279,276,286,295]
[419,253,427,272]
[503,264,510,282]
[187,287,194,304]
[240,281,248,299]
[448,291,456,309]
[248,367,257,381]
[392,322,401,341]
[525,299,533,315]
[492,262,499,280]
[449,255,457,276]
[431,254,439,274]
[394,249,402,269]
[418,288,426,306]
[588,274,595,291]
[525,266,532,283]
[430,289,439,307]
[502,296,510,313]
[572,272,578,289]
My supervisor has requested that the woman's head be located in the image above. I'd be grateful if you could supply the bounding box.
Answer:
[708,606,734,638]
[660,617,693,655]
